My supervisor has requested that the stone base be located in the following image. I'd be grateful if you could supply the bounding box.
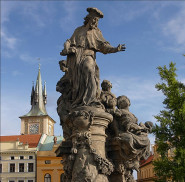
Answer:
[56,106,113,182]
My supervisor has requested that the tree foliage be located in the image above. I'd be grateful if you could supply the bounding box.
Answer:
[153,61,185,181]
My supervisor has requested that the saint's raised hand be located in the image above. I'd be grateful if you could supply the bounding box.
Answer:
[117,44,126,52]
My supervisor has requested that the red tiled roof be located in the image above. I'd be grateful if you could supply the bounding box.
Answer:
[0,134,42,148]
[140,154,154,167]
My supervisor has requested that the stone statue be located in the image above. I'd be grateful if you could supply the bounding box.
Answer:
[60,7,125,108]
[56,7,152,182]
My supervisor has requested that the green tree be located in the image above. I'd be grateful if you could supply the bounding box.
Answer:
[153,61,185,182]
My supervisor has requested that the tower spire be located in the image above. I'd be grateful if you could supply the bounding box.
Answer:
[23,65,47,116]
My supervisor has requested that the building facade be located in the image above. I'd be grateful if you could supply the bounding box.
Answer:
[37,135,63,182]
[0,134,42,182]
[137,155,155,182]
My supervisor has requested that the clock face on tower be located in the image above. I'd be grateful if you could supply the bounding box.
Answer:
[29,124,39,134]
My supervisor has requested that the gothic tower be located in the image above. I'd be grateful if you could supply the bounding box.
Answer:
[20,66,56,136]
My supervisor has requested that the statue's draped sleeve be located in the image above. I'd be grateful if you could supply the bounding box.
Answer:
[69,26,117,54]
[87,28,118,54]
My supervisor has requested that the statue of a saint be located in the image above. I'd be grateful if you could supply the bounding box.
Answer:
[60,7,126,107]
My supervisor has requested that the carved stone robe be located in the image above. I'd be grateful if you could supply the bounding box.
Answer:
[66,25,116,107]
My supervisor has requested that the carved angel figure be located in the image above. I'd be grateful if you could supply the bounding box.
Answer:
[113,96,152,173]
[100,80,117,114]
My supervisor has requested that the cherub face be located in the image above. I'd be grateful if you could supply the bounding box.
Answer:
[118,98,130,109]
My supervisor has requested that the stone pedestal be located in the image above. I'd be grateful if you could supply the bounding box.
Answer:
[107,140,126,182]
[56,107,113,182]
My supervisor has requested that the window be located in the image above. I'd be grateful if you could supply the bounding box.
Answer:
[29,156,33,159]
[18,180,24,182]
[28,163,34,172]
[11,156,14,160]
[28,180,33,182]
[19,163,24,172]
[9,181,15,182]
[0,164,2,173]
[45,160,51,164]
[44,174,51,182]
[10,163,15,172]
[0,156,1,160]
[20,156,24,160]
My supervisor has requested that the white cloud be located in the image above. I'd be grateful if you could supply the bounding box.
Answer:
[163,7,185,45]
[1,30,17,50]
[19,2,55,28]
[1,93,30,136]
[106,2,157,26]
[1,2,19,51]
[161,4,185,52]
[12,70,22,76]
[1,1,16,24]
[60,1,79,32]
[19,54,55,64]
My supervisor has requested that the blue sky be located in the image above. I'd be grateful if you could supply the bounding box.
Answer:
[1,1,185,143]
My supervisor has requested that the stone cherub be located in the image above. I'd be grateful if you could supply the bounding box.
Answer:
[100,80,117,114]
[113,95,153,181]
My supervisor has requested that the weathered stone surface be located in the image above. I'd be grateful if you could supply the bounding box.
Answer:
[56,7,152,182]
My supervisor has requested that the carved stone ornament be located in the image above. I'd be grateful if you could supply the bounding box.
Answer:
[56,7,152,182]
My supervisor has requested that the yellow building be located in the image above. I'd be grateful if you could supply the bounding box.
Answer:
[137,144,174,182]
[0,134,42,182]
[37,135,64,182]
[137,154,156,182]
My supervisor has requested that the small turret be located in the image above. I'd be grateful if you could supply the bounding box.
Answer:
[31,82,35,105]
[43,81,47,105]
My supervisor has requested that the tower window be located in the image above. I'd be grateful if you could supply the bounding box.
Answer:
[20,156,24,160]
[11,156,14,160]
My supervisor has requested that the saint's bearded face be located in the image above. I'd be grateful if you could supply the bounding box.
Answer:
[84,16,99,29]
[89,17,99,29]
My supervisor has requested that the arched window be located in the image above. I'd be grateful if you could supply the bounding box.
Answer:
[44,173,51,182]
